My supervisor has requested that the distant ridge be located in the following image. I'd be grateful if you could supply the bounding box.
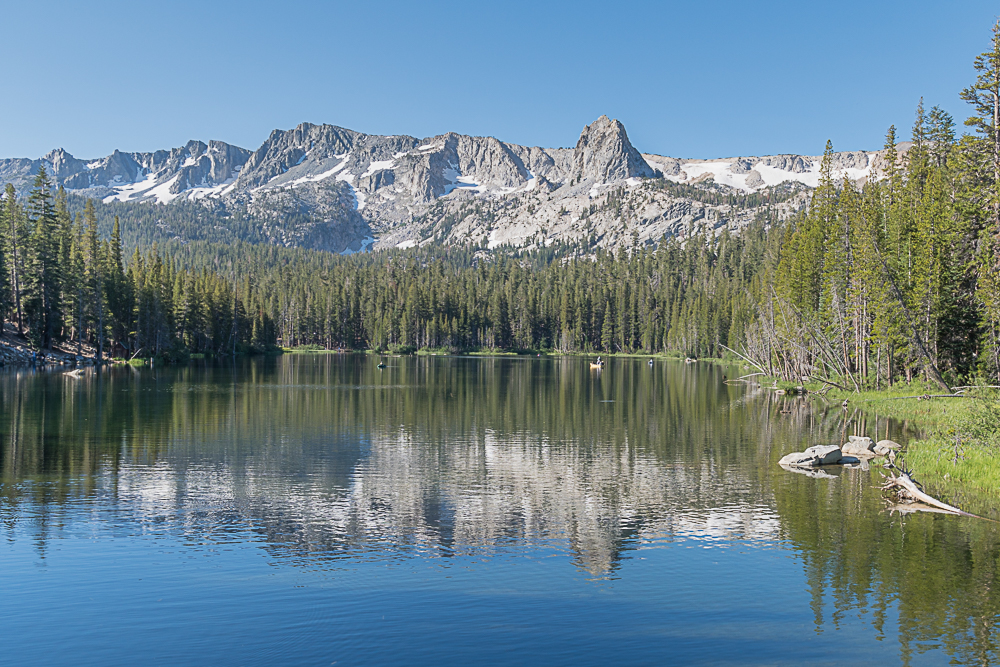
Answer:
[0,118,886,255]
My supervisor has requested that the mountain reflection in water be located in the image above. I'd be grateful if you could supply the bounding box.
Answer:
[1,355,999,665]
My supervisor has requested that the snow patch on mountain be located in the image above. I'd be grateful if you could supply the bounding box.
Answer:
[287,159,350,188]
[650,153,879,192]
[752,162,821,188]
[103,172,158,202]
[362,160,395,178]
[334,170,366,210]
[145,175,182,204]
[186,174,239,200]
[442,165,484,196]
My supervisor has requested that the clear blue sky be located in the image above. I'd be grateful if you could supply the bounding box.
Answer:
[2,0,997,159]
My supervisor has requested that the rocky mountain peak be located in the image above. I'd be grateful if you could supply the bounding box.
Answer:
[0,116,892,257]
[42,148,86,179]
[573,115,654,182]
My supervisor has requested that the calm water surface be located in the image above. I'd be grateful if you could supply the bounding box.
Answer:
[1,355,998,665]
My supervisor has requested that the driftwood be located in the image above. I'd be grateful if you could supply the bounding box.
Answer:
[725,372,765,386]
[720,344,768,375]
[880,463,995,521]
[813,376,847,390]
[881,470,970,516]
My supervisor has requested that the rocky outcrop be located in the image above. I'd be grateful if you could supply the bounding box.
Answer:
[572,115,654,182]
[759,155,812,173]
[43,148,87,179]
[0,116,895,255]
[238,123,360,190]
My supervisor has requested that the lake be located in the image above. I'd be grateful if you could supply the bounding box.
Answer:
[1,354,998,665]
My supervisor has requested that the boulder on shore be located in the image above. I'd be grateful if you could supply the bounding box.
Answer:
[874,440,902,457]
[842,436,875,457]
[778,445,843,468]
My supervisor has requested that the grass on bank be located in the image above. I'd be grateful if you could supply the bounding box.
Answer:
[835,382,1000,501]
[901,388,1000,499]
[755,374,1000,501]
[826,382,967,425]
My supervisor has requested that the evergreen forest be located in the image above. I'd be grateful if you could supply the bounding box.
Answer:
[1,23,1000,390]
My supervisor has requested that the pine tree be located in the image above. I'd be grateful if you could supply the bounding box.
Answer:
[105,216,132,354]
[961,20,1000,231]
[4,184,25,334]
[961,20,1000,379]
[68,212,86,355]
[0,187,10,326]
[83,199,106,360]
[23,168,62,349]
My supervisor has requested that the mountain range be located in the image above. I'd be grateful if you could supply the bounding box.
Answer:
[0,117,890,254]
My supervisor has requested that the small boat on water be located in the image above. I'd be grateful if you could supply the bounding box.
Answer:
[590,357,605,370]
[648,359,654,367]
[377,362,386,369]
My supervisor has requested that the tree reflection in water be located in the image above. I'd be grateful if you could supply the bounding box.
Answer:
[0,355,996,664]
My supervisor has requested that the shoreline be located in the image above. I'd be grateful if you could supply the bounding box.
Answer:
[760,376,1000,510]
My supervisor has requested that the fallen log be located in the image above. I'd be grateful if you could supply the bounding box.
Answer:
[880,465,997,522]
[881,470,970,516]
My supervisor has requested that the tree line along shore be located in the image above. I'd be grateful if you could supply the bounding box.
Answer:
[2,21,1000,498]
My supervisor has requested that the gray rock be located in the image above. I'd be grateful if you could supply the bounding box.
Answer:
[728,158,755,174]
[572,115,655,183]
[778,445,843,468]
[758,154,812,173]
[828,151,870,171]
[842,437,875,456]
[744,170,764,188]
[877,439,902,450]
